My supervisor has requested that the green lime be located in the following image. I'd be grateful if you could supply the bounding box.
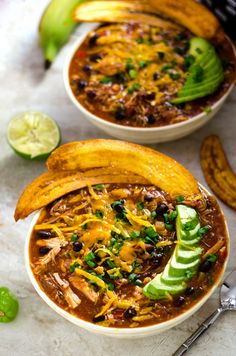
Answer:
[7,111,61,160]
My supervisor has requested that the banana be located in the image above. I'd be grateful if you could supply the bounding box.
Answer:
[39,0,86,69]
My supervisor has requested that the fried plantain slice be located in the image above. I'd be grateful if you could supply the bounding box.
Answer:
[73,0,223,40]
[47,140,199,198]
[200,135,236,210]
[15,167,149,221]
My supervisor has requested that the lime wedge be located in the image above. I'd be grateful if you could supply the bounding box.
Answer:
[7,111,61,160]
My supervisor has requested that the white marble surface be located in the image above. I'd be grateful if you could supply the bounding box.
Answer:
[0,1,236,355]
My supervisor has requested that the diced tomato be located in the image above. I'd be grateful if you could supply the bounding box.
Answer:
[77,50,87,59]
[219,247,227,262]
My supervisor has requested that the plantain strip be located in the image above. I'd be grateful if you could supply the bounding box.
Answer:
[200,135,236,210]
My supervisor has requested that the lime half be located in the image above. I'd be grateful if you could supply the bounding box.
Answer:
[7,111,61,160]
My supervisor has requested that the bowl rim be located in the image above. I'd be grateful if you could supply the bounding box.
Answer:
[25,183,230,337]
[63,23,235,133]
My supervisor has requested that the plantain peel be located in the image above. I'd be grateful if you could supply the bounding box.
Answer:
[73,0,223,41]
[14,168,148,221]
[47,140,199,198]
[201,135,236,210]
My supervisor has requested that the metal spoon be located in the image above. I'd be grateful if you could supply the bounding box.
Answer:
[173,269,236,356]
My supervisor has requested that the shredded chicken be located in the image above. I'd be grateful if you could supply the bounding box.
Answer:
[53,273,81,309]
[70,276,99,303]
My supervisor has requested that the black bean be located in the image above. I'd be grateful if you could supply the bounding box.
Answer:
[156,203,168,216]
[185,287,195,296]
[93,315,105,323]
[153,72,160,80]
[114,106,126,120]
[145,92,156,101]
[124,307,137,319]
[73,241,83,252]
[147,114,156,124]
[199,260,212,273]
[36,230,52,239]
[173,296,185,307]
[77,80,87,90]
[144,193,154,202]
[86,90,96,100]
[150,252,163,267]
[39,246,50,255]
[89,33,99,46]
[114,204,125,213]
[89,53,102,62]
[83,64,91,73]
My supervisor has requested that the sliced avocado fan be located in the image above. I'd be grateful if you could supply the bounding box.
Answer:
[142,205,203,300]
[171,37,224,104]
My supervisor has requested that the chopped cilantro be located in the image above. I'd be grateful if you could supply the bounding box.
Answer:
[176,195,185,202]
[207,254,218,263]
[69,261,80,273]
[71,233,78,242]
[95,210,103,220]
[136,202,144,211]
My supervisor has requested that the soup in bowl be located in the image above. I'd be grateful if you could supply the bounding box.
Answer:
[16,140,229,337]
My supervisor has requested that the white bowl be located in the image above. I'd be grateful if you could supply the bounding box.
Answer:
[25,186,229,338]
[63,23,235,144]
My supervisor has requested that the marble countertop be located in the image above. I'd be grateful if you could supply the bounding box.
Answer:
[0,1,236,355]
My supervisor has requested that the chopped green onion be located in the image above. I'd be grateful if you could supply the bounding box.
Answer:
[127,83,141,94]
[128,273,137,282]
[107,259,116,268]
[185,270,194,279]
[184,54,195,68]
[87,260,96,268]
[108,283,115,291]
[136,37,144,44]
[165,223,174,231]
[150,211,157,219]
[130,230,140,239]
[69,261,80,273]
[138,60,148,68]
[100,76,113,84]
[71,233,78,242]
[111,200,124,209]
[144,227,158,239]
[195,47,203,54]
[84,251,95,261]
[94,184,104,190]
[129,69,137,79]
[136,202,144,211]
[169,72,181,80]
[161,64,172,72]
[198,225,211,237]
[95,210,103,220]
[135,279,143,286]
[206,254,218,263]
[176,195,185,202]
[126,58,133,70]
[157,52,165,60]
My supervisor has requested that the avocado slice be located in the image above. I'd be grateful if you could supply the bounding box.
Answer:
[171,37,224,104]
[142,205,203,300]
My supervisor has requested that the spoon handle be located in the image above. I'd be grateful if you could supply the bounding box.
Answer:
[172,308,223,356]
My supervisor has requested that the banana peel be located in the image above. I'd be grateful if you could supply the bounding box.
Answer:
[200,135,236,210]
[73,0,223,41]
[15,140,200,220]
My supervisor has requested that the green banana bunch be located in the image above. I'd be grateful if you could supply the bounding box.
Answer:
[39,0,86,69]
